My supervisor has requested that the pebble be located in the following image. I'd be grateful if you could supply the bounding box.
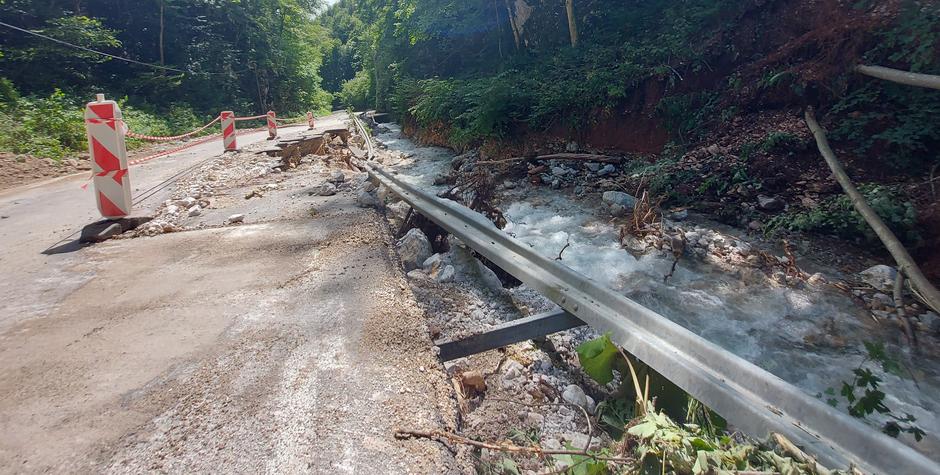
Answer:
[226,214,244,224]
[561,384,588,408]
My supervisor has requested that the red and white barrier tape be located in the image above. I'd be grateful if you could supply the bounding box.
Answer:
[125,115,221,142]
[234,114,268,122]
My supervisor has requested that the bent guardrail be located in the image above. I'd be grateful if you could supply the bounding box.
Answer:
[359,150,939,474]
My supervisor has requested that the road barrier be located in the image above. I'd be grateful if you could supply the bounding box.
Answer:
[349,113,940,475]
[267,110,277,139]
[84,94,132,218]
[81,93,309,219]
[221,111,236,151]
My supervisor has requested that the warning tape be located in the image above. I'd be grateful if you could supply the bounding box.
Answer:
[125,116,221,142]
[234,114,268,122]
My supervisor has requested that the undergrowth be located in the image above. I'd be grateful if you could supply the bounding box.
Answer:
[765,184,919,245]
[0,85,215,160]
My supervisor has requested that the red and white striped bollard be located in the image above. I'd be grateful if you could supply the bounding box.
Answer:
[267,110,277,139]
[84,93,132,218]
[307,111,315,130]
[221,111,236,151]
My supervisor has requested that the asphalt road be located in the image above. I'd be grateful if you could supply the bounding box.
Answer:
[0,114,459,473]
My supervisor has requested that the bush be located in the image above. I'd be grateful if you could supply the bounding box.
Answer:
[766,185,918,244]
[0,86,215,160]
[337,69,372,110]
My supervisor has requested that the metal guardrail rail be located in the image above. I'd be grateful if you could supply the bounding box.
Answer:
[349,114,940,475]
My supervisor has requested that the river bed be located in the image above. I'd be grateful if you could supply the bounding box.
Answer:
[372,121,940,459]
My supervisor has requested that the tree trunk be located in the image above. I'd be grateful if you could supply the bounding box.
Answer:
[565,0,578,47]
[158,0,165,67]
[805,107,940,314]
[856,65,940,90]
[505,0,521,50]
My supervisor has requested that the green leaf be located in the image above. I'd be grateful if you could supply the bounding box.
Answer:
[627,421,658,440]
[576,333,621,385]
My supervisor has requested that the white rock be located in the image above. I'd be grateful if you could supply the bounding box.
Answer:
[188,206,202,217]
[398,228,433,271]
[387,201,411,222]
[602,191,637,210]
[176,197,197,209]
[227,214,245,224]
[859,265,897,292]
[165,205,180,215]
[524,412,544,425]
[435,265,456,283]
[406,269,428,280]
[503,360,524,380]
[356,191,379,208]
[329,170,346,183]
[474,258,504,291]
[562,384,588,408]
[423,253,443,272]
[312,182,337,196]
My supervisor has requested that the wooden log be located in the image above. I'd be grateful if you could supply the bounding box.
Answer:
[805,107,940,314]
[856,64,940,90]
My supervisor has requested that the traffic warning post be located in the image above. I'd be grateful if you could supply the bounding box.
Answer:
[221,111,236,151]
[307,111,314,130]
[84,93,132,219]
[267,110,277,139]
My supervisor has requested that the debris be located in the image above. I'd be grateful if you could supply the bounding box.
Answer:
[423,253,443,272]
[398,228,433,270]
[859,265,898,292]
[561,384,588,408]
[602,191,637,210]
[757,194,786,212]
[329,170,346,183]
[311,182,337,196]
[356,190,379,208]
[459,370,486,395]
[227,214,245,224]
[435,265,456,283]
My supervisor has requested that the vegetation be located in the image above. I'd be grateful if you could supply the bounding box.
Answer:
[569,334,850,474]
[766,184,919,244]
[0,0,332,160]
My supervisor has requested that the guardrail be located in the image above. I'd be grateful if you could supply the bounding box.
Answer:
[349,113,940,475]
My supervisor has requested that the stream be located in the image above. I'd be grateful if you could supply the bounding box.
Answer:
[372,122,940,460]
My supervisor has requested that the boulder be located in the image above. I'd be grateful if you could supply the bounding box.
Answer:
[226,214,245,224]
[329,170,346,183]
[435,265,456,283]
[585,162,602,172]
[356,191,379,208]
[757,194,786,212]
[423,253,443,272]
[398,228,433,270]
[859,265,897,292]
[188,206,202,217]
[597,164,616,176]
[602,191,637,210]
[311,182,337,196]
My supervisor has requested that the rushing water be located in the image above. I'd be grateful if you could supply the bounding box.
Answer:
[373,122,940,459]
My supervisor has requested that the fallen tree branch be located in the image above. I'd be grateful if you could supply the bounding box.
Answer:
[855,64,940,90]
[394,429,633,462]
[477,153,622,166]
[805,107,940,315]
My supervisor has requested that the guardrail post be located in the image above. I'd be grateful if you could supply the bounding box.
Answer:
[307,111,314,130]
[221,111,236,151]
[267,110,277,139]
[84,93,132,218]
